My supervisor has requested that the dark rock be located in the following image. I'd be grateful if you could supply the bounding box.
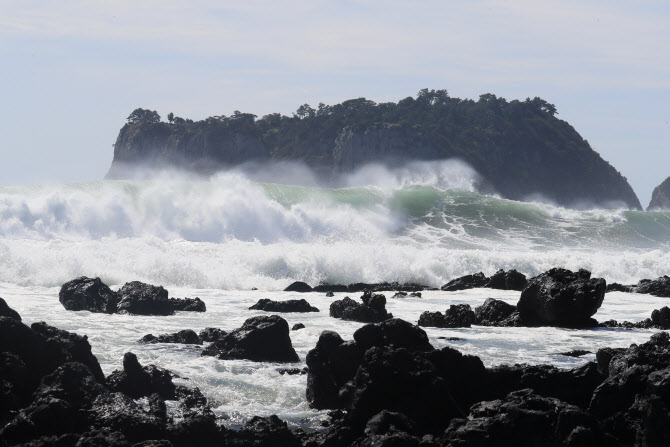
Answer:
[485,269,527,290]
[198,327,227,343]
[139,330,202,345]
[440,272,488,291]
[0,297,21,321]
[442,389,612,447]
[116,282,173,316]
[606,282,633,293]
[313,284,350,293]
[473,298,521,326]
[326,291,335,297]
[249,298,319,312]
[417,304,474,328]
[168,297,206,312]
[59,277,119,314]
[291,323,305,331]
[353,319,433,353]
[283,281,313,292]
[89,392,165,442]
[651,306,670,329]
[632,275,670,297]
[167,412,221,446]
[329,292,392,323]
[226,415,301,447]
[277,367,307,375]
[598,319,654,329]
[392,291,408,298]
[409,292,421,297]
[201,315,299,363]
[106,353,177,400]
[560,350,592,357]
[437,337,464,341]
[517,268,605,327]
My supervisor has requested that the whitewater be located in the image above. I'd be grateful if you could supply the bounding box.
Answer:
[1,161,670,428]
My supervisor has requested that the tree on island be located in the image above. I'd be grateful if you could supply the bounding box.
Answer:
[127,108,161,124]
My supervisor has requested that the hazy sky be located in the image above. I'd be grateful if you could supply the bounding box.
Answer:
[1,0,668,206]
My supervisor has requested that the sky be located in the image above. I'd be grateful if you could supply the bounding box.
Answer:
[0,0,668,206]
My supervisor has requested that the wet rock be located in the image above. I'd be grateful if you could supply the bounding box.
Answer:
[139,330,202,345]
[198,327,227,343]
[201,315,299,363]
[417,304,475,328]
[440,272,488,291]
[291,323,305,331]
[630,275,670,297]
[485,269,527,291]
[560,350,592,357]
[249,298,319,312]
[106,353,177,400]
[329,292,392,323]
[651,306,670,329]
[517,268,605,327]
[598,319,654,329]
[90,392,165,442]
[226,415,301,447]
[277,367,307,375]
[168,297,206,312]
[284,281,313,292]
[116,282,173,316]
[438,337,464,341]
[313,284,350,293]
[442,389,612,447]
[409,292,422,297]
[392,291,408,298]
[473,298,521,326]
[0,297,21,321]
[325,291,335,297]
[59,277,119,314]
[606,282,633,293]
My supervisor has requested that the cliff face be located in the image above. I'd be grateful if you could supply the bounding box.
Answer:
[107,95,643,210]
[648,177,670,210]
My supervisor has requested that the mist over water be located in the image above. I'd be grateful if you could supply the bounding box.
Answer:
[1,160,669,289]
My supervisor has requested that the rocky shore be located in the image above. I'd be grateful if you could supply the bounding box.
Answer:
[2,267,670,446]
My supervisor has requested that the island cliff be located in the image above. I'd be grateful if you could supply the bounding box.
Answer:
[648,177,670,210]
[107,90,642,209]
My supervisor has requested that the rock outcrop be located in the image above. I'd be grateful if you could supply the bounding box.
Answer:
[329,292,392,323]
[517,268,605,327]
[648,176,670,210]
[418,304,475,328]
[201,315,299,362]
[249,298,319,312]
[0,297,21,321]
[139,329,203,345]
[58,277,206,316]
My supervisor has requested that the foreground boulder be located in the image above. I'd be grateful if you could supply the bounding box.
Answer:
[517,268,605,327]
[0,297,21,321]
[249,298,319,312]
[329,291,392,323]
[418,304,475,328]
[202,315,299,362]
[58,277,206,316]
[139,329,203,345]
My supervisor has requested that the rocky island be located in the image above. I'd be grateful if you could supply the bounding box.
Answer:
[107,90,642,210]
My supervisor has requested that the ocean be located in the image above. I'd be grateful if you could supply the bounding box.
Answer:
[1,163,669,428]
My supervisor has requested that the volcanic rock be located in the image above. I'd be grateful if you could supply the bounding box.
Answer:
[329,292,392,323]
[292,323,305,331]
[139,329,202,345]
[485,269,527,290]
[199,327,227,342]
[417,304,475,328]
[474,298,521,326]
[59,277,119,314]
[284,281,313,292]
[201,315,299,362]
[0,297,21,321]
[517,268,605,327]
[250,298,319,312]
[440,272,488,291]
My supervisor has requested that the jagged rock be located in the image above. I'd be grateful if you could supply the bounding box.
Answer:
[648,176,670,210]
[116,282,173,316]
[198,327,226,343]
[651,306,670,329]
[560,350,592,357]
[473,298,521,326]
[329,292,392,323]
[442,389,613,447]
[277,367,307,375]
[598,319,654,329]
[485,269,527,291]
[0,297,21,321]
[139,330,202,345]
[226,415,301,447]
[291,323,305,331]
[632,275,670,297]
[249,298,319,312]
[606,282,633,293]
[59,277,119,314]
[106,353,177,400]
[440,272,488,291]
[89,392,165,442]
[517,268,605,327]
[283,281,313,292]
[417,304,475,328]
[201,315,299,363]
[168,297,206,312]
